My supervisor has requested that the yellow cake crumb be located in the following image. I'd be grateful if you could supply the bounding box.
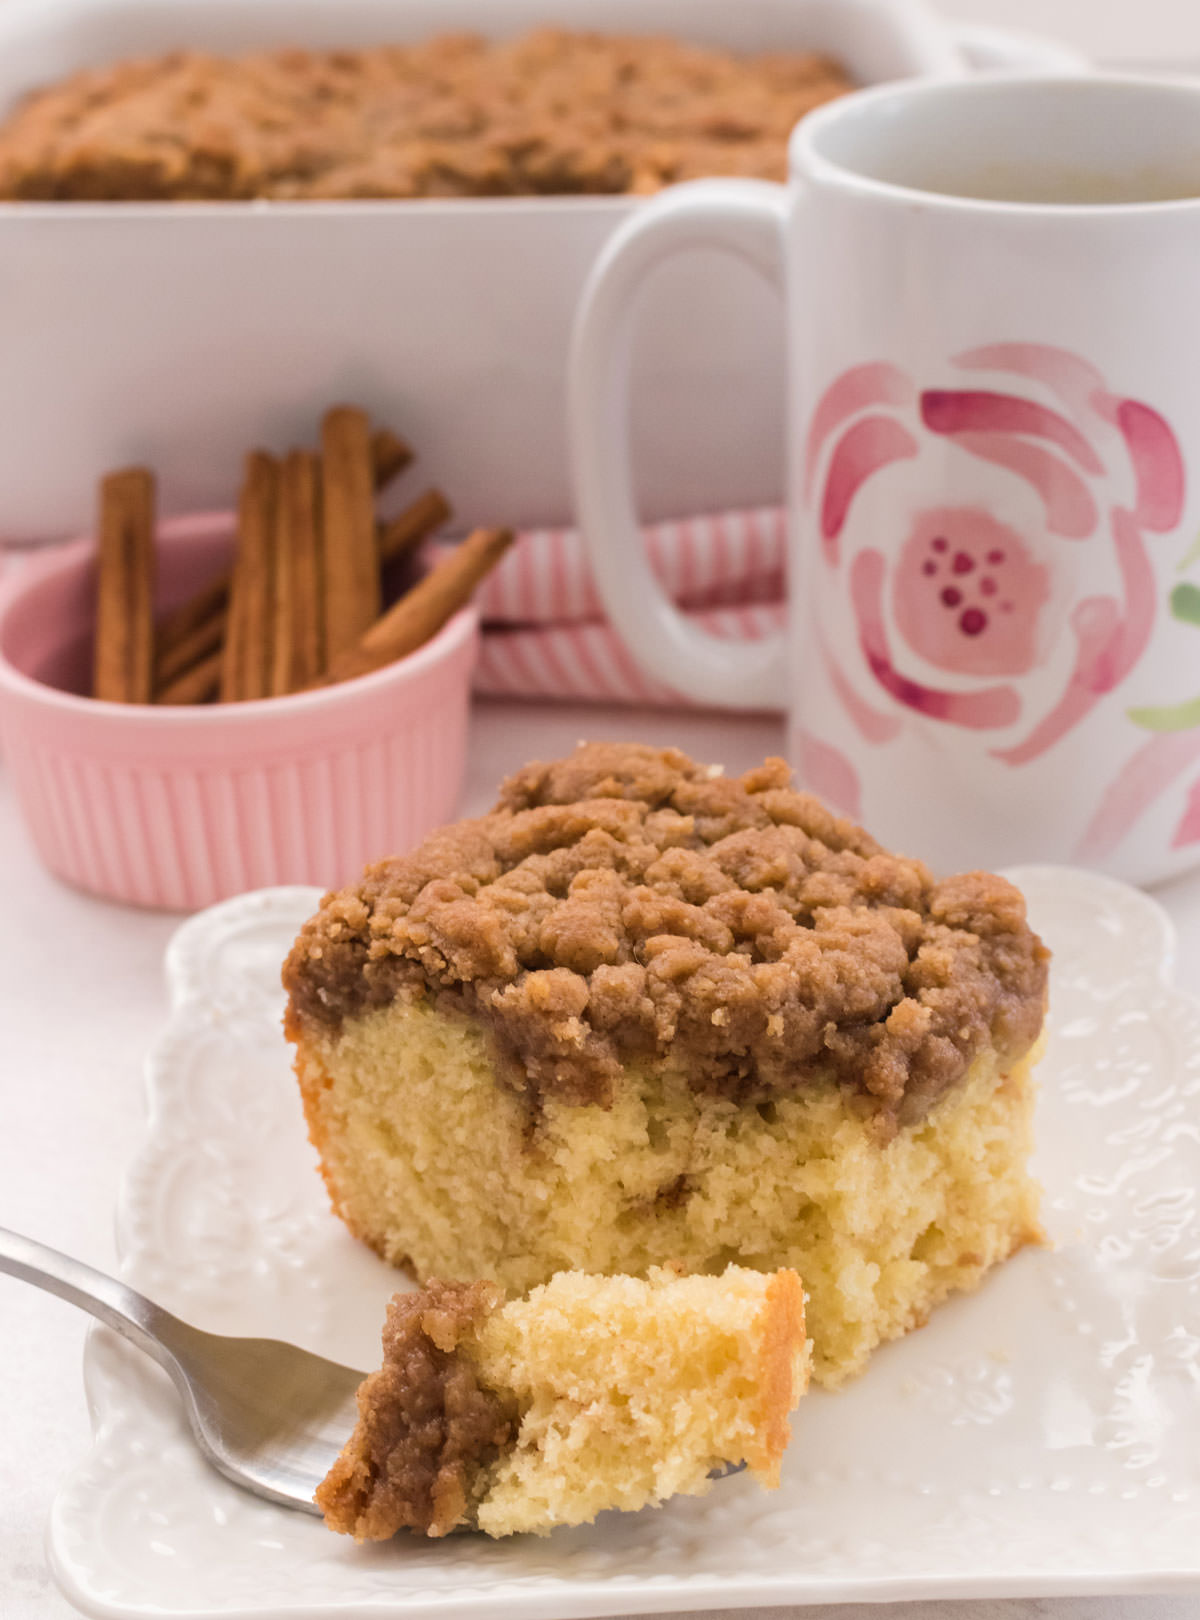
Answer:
[295,1002,1042,1387]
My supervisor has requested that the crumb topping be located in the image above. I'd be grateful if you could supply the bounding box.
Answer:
[0,31,852,202]
[284,743,1049,1125]
[315,1279,513,1540]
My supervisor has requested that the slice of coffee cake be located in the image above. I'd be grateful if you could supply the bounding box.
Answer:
[285,742,1048,1386]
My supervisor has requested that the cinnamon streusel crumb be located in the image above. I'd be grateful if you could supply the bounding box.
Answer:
[284,743,1048,1127]
[315,1279,512,1540]
[0,31,854,202]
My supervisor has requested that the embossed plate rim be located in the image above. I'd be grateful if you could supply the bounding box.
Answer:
[47,865,1200,1618]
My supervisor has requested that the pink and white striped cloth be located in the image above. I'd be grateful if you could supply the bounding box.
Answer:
[428,506,788,708]
[0,505,791,710]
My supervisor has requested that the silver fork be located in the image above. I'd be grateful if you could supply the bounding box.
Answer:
[0,1226,364,1513]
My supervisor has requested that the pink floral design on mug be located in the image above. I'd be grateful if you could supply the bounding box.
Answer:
[807,343,1186,777]
[893,510,1048,680]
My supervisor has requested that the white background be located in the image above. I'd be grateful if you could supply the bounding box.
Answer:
[935,0,1200,65]
[6,2,1200,1618]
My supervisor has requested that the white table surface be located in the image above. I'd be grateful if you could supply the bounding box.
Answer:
[4,696,1200,1620]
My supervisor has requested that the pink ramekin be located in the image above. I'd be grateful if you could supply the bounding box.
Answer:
[0,514,478,910]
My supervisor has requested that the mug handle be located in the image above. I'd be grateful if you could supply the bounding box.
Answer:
[569,179,790,710]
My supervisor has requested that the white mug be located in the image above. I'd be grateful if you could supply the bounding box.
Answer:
[569,74,1200,886]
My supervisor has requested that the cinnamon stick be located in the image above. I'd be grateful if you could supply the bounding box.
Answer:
[155,602,224,691]
[322,527,512,687]
[321,406,379,660]
[379,488,453,567]
[94,467,156,703]
[371,428,413,493]
[156,574,229,652]
[272,449,324,694]
[154,414,402,686]
[158,649,221,706]
[221,452,278,702]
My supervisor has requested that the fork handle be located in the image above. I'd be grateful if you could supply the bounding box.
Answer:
[0,1224,187,1377]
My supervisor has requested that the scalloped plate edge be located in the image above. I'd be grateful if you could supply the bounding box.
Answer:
[47,865,1200,1617]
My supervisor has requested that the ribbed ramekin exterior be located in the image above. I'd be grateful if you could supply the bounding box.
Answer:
[0,527,477,910]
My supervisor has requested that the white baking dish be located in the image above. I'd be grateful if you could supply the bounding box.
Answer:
[0,0,1068,542]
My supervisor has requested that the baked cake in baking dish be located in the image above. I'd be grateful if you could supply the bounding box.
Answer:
[0,31,852,201]
[317,1264,807,1539]
[284,743,1049,1387]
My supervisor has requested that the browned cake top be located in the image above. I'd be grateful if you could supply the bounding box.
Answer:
[0,30,852,202]
[285,743,1049,1127]
[316,1279,512,1540]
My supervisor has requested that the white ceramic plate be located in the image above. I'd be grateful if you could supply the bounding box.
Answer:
[48,866,1200,1618]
